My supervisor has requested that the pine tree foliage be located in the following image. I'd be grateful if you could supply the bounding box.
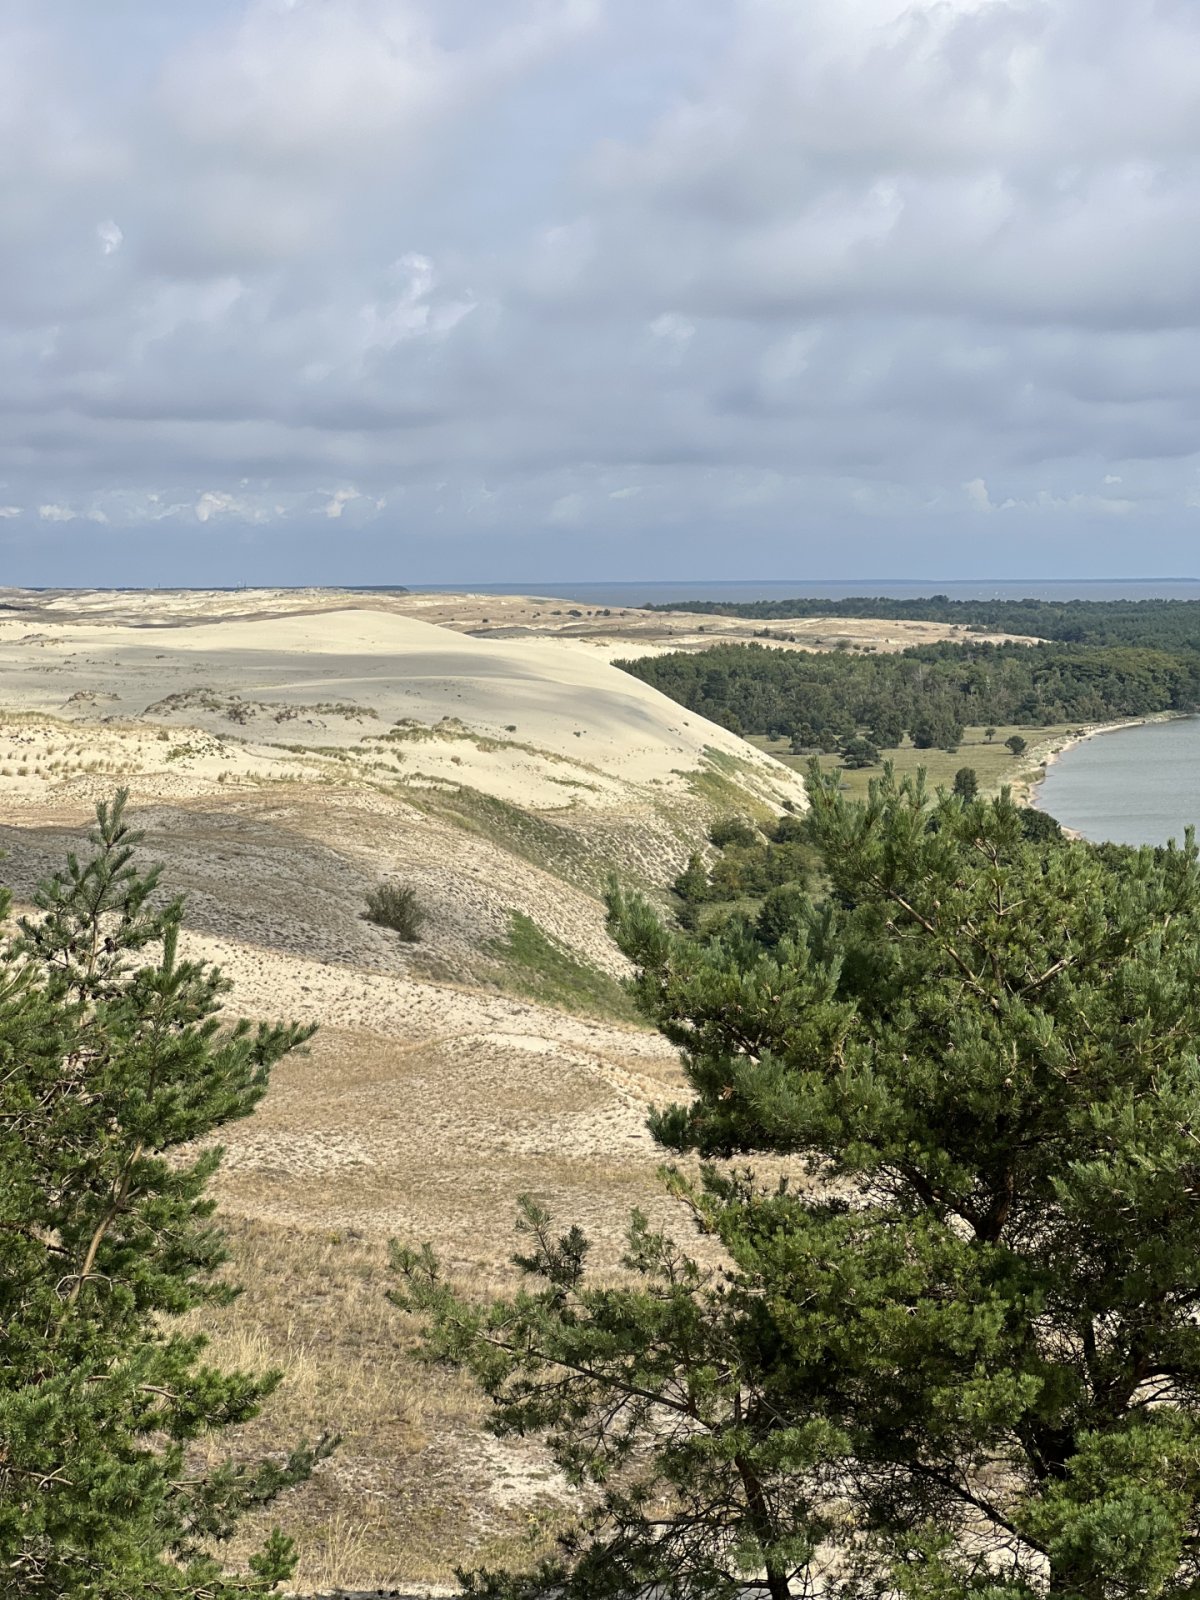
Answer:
[0,791,328,1597]
[399,765,1200,1599]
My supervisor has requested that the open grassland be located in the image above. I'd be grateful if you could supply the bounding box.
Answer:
[746,723,1088,804]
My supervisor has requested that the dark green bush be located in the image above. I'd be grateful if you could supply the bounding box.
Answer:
[363,880,425,940]
[841,735,880,768]
[673,852,709,905]
[1020,806,1064,843]
[708,815,759,849]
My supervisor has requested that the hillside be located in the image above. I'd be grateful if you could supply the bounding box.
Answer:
[0,589,806,1588]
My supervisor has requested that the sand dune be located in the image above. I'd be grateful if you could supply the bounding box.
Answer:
[0,589,811,1587]
[0,604,804,812]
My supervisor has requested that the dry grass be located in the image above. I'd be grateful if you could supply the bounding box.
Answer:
[184,1017,692,1589]
[183,1217,575,1589]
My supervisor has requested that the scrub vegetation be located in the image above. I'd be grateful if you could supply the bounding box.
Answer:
[405,767,1200,1599]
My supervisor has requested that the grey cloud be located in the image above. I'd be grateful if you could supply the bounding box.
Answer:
[4,0,1200,581]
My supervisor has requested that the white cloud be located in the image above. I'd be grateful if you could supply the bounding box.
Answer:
[359,254,477,350]
[194,490,273,524]
[161,1,454,160]
[964,477,1135,517]
[964,478,994,512]
[0,506,22,519]
[38,504,76,522]
[96,220,123,256]
[649,312,694,346]
[323,487,360,518]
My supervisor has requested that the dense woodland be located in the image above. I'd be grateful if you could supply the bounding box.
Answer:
[645,594,1200,649]
[618,639,1200,746]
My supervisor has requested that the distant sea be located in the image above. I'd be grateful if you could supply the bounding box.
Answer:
[406,579,1200,606]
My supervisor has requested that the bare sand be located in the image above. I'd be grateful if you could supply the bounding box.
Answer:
[0,597,811,813]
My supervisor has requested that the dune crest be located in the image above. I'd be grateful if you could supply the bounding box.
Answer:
[0,599,806,813]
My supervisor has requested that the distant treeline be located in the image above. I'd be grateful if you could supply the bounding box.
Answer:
[617,640,1200,746]
[644,595,1200,650]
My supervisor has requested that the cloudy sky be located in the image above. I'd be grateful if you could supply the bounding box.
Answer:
[4,0,1200,585]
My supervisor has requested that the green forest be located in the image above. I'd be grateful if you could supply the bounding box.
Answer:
[645,594,1200,649]
[618,639,1200,748]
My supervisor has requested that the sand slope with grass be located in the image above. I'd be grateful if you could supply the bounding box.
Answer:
[0,602,803,815]
[0,589,818,1589]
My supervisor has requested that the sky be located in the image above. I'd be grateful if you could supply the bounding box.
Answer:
[5,0,1200,585]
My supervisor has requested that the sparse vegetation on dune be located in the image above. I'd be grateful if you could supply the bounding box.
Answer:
[483,909,640,1023]
[363,879,425,941]
[181,1216,574,1589]
[0,588,812,1591]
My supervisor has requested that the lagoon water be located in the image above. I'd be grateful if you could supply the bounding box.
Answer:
[1038,717,1200,846]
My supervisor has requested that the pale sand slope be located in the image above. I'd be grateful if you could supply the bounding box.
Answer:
[0,606,805,812]
[0,585,1040,655]
[0,594,815,1584]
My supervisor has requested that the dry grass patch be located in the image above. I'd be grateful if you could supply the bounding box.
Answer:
[184,1217,573,1590]
[189,1020,696,1586]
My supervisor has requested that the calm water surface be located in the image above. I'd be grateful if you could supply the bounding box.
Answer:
[1038,717,1200,846]
[410,579,1200,606]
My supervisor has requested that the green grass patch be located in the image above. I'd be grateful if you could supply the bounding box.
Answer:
[408,785,604,889]
[679,747,779,819]
[483,911,639,1024]
[745,724,1084,803]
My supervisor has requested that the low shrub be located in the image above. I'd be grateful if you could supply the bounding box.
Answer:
[708,815,759,849]
[363,881,425,941]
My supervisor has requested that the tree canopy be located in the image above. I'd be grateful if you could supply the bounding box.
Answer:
[0,792,327,1597]
[401,768,1200,1599]
[642,594,1200,651]
[617,640,1200,746]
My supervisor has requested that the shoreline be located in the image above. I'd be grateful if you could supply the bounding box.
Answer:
[1019,711,1186,818]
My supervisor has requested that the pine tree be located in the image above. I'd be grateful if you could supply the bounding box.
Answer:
[400,766,1200,1598]
[840,735,881,769]
[0,792,329,1597]
[672,851,709,905]
[952,764,978,799]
